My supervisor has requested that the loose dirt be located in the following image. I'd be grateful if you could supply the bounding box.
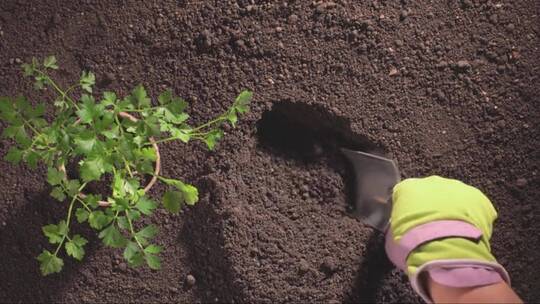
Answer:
[0,0,538,302]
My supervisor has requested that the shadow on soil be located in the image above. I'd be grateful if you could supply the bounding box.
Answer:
[0,188,99,302]
[178,176,245,303]
[256,101,393,301]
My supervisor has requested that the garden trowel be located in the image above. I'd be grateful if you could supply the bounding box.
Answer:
[341,148,401,231]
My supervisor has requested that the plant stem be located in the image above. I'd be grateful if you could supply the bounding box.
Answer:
[115,114,124,136]
[125,210,144,251]
[151,130,209,145]
[122,106,160,113]
[35,69,80,111]
[22,118,43,137]
[54,182,87,256]
[190,115,225,132]
[74,196,92,212]
[123,157,134,178]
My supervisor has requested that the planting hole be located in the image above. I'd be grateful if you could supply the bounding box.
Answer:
[256,102,386,212]
[256,102,384,160]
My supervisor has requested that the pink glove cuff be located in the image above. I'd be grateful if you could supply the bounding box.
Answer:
[410,260,510,303]
[384,220,510,303]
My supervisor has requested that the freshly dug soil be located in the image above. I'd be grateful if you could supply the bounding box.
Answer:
[0,0,539,303]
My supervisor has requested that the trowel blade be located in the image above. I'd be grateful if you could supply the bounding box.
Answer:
[341,148,401,231]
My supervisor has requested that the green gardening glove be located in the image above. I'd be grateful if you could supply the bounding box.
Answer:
[385,176,510,302]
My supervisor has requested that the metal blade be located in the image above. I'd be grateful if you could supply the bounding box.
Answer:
[341,148,401,231]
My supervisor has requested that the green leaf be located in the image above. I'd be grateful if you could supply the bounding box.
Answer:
[47,168,65,186]
[160,108,190,124]
[5,147,23,164]
[74,131,97,155]
[42,220,68,244]
[2,124,26,140]
[126,209,141,222]
[161,178,198,205]
[77,94,102,124]
[140,147,157,162]
[65,179,81,197]
[84,194,101,208]
[158,89,172,105]
[75,208,89,223]
[102,91,117,106]
[167,97,188,115]
[65,235,88,260]
[26,104,45,118]
[43,56,59,70]
[15,95,30,112]
[226,111,238,126]
[22,63,35,77]
[50,186,66,201]
[144,244,163,254]
[136,196,157,215]
[99,224,127,248]
[101,125,119,139]
[163,190,182,213]
[37,250,64,275]
[117,216,129,229]
[170,128,191,143]
[181,184,199,205]
[204,129,223,150]
[132,85,150,108]
[80,71,96,93]
[24,150,39,169]
[80,156,106,182]
[124,241,144,267]
[234,90,253,114]
[88,210,110,230]
[145,254,161,270]
[136,225,158,240]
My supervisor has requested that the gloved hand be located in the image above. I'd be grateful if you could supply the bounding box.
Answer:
[385,176,510,302]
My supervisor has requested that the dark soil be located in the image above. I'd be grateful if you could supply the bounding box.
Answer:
[1,0,539,303]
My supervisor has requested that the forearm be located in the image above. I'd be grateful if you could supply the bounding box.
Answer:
[427,274,522,304]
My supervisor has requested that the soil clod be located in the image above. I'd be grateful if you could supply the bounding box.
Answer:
[186,274,196,287]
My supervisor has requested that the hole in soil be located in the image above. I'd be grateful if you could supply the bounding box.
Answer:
[256,101,385,161]
[256,101,387,212]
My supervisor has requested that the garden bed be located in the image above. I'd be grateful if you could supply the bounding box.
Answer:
[0,0,538,302]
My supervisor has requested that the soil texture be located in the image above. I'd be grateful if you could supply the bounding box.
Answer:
[0,0,539,303]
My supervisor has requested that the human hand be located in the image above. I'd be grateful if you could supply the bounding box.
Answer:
[384,176,511,302]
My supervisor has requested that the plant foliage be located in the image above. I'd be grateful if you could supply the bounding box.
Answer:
[0,56,252,275]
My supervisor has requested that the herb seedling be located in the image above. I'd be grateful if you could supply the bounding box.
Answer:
[0,56,252,275]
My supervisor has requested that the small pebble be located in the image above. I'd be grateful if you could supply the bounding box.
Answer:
[456,60,471,70]
[288,14,299,23]
[321,257,338,274]
[516,178,527,187]
[235,39,246,49]
[186,274,196,286]
[14,58,22,64]
[118,262,127,272]
[400,10,409,20]
[298,259,310,274]
[435,89,446,101]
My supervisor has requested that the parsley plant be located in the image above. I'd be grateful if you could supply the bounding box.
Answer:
[0,56,252,275]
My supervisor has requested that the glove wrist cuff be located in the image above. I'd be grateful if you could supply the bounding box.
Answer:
[385,220,483,270]
[409,259,510,303]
